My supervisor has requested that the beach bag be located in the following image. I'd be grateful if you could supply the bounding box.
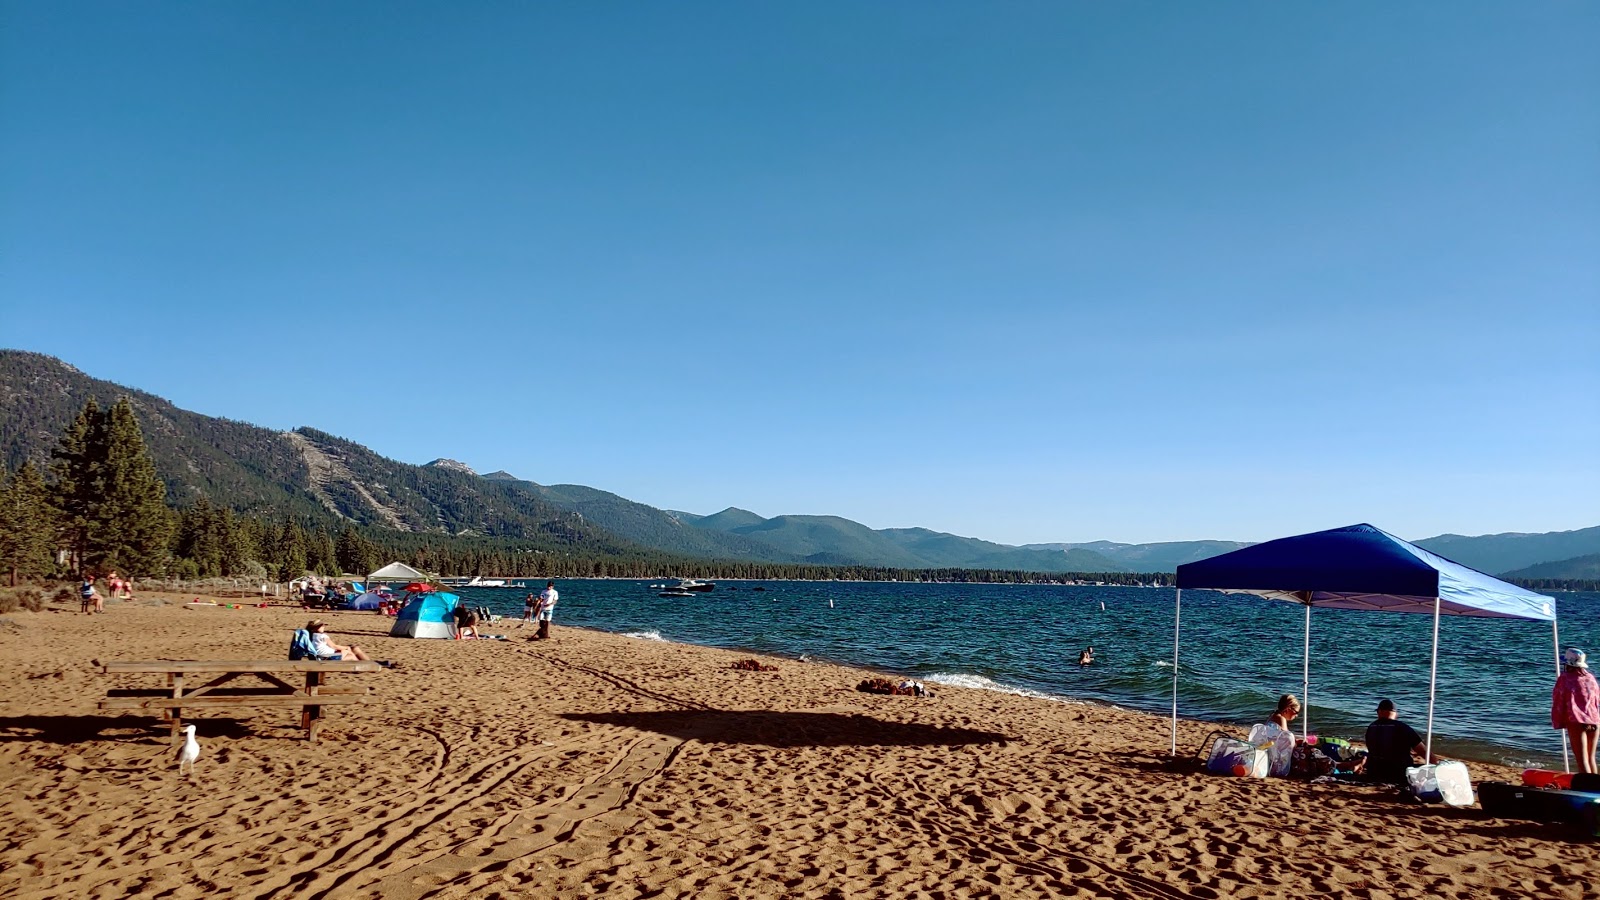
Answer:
[1317,737,1355,762]
[1247,724,1294,777]
[1406,761,1474,806]
[1206,736,1269,778]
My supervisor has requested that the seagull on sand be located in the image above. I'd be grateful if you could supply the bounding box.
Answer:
[176,725,200,776]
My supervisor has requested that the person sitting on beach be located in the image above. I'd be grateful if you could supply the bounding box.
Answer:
[452,604,480,640]
[1270,694,1300,733]
[1364,699,1434,785]
[306,620,370,661]
[1552,648,1600,775]
[1078,647,1094,666]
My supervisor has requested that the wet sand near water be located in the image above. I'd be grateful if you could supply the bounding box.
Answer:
[0,593,1596,899]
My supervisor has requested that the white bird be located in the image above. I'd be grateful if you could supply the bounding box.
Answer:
[176,725,200,777]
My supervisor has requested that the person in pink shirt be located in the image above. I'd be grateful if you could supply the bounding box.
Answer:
[1552,648,1600,774]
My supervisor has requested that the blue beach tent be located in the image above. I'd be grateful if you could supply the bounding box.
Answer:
[390,591,460,639]
[1170,524,1560,765]
[347,591,384,611]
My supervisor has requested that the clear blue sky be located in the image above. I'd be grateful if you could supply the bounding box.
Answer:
[3,3,1596,545]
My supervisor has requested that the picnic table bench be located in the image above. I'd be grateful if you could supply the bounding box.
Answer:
[97,659,380,742]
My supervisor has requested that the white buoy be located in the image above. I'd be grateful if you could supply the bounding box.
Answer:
[829,598,834,609]
[176,724,200,776]
[1100,601,1106,611]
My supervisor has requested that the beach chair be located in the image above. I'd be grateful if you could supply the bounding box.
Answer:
[289,629,332,661]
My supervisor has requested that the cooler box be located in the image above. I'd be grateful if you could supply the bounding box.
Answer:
[1480,781,1600,825]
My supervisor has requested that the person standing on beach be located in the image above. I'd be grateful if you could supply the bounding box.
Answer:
[535,581,558,640]
[1552,648,1600,774]
[521,593,538,627]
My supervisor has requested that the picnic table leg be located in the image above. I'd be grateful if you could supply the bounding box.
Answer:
[168,673,185,745]
[303,672,324,742]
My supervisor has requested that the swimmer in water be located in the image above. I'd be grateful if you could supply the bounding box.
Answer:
[1078,646,1094,666]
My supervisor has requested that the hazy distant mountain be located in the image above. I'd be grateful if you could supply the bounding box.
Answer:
[1415,526,1600,576]
[1023,540,1253,572]
[486,483,797,562]
[686,514,1128,572]
[1500,553,1600,581]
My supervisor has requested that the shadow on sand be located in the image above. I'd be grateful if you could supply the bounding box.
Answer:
[561,709,1012,749]
[0,714,255,745]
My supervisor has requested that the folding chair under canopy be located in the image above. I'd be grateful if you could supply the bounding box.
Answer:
[1170,524,1561,767]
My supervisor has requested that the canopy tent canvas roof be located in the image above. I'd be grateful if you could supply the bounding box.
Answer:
[1169,524,1560,766]
[367,562,429,583]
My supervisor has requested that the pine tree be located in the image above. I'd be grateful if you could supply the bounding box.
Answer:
[95,398,174,576]
[176,497,223,577]
[218,508,255,577]
[308,527,338,575]
[49,398,106,572]
[0,462,58,585]
[277,519,307,580]
[336,526,378,575]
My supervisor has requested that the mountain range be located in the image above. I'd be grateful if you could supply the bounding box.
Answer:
[3,349,1597,578]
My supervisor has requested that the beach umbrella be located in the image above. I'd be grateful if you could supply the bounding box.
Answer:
[1170,524,1558,767]
[403,582,434,593]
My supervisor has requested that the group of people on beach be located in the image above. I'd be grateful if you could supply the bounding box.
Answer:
[521,581,559,639]
[1257,646,1600,782]
[78,571,134,614]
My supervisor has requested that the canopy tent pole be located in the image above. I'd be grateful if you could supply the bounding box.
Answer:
[1301,594,1312,742]
[1425,595,1441,762]
[1556,617,1571,774]
[1171,589,1182,757]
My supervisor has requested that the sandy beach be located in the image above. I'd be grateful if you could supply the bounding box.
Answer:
[1,593,1596,900]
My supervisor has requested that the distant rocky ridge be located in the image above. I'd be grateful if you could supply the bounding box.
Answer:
[3,348,1596,577]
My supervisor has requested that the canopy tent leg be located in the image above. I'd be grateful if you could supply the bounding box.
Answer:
[1556,617,1571,774]
[1425,595,1441,762]
[1171,588,1182,757]
[1302,598,1312,743]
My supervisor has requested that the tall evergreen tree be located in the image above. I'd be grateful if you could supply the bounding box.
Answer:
[49,398,106,572]
[0,462,57,585]
[176,496,223,577]
[308,526,338,575]
[218,508,255,577]
[95,398,173,576]
[335,526,378,575]
[277,519,307,580]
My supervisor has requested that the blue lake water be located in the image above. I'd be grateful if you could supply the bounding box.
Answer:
[453,580,1600,768]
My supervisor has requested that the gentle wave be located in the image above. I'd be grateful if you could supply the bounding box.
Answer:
[621,630,667,642]
[926,672,1083,704]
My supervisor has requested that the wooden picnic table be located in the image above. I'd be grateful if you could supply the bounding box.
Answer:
[98,659,381,742]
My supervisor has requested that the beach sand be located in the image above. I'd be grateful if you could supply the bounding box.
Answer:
[1,593,1595,900]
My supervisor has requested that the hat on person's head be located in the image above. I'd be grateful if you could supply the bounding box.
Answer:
[1376,698,1396,712]
[1565,648,1589,669]
[306,619,326,632]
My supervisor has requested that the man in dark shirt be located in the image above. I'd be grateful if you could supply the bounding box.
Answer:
[1365,699,1435,784]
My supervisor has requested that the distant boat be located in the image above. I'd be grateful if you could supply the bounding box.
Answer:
[658,589,697,598]
[648,578,714,593]
[460,576,510,588]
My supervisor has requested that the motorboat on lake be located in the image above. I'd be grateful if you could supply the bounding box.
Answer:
[648,578,713,593]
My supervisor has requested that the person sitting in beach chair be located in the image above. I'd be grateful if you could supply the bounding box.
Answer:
[291,620,371,661]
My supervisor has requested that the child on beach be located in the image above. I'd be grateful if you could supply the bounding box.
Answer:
[1553,648,1600,774]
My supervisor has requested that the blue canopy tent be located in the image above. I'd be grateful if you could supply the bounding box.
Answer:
[1171,524,1561,767]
